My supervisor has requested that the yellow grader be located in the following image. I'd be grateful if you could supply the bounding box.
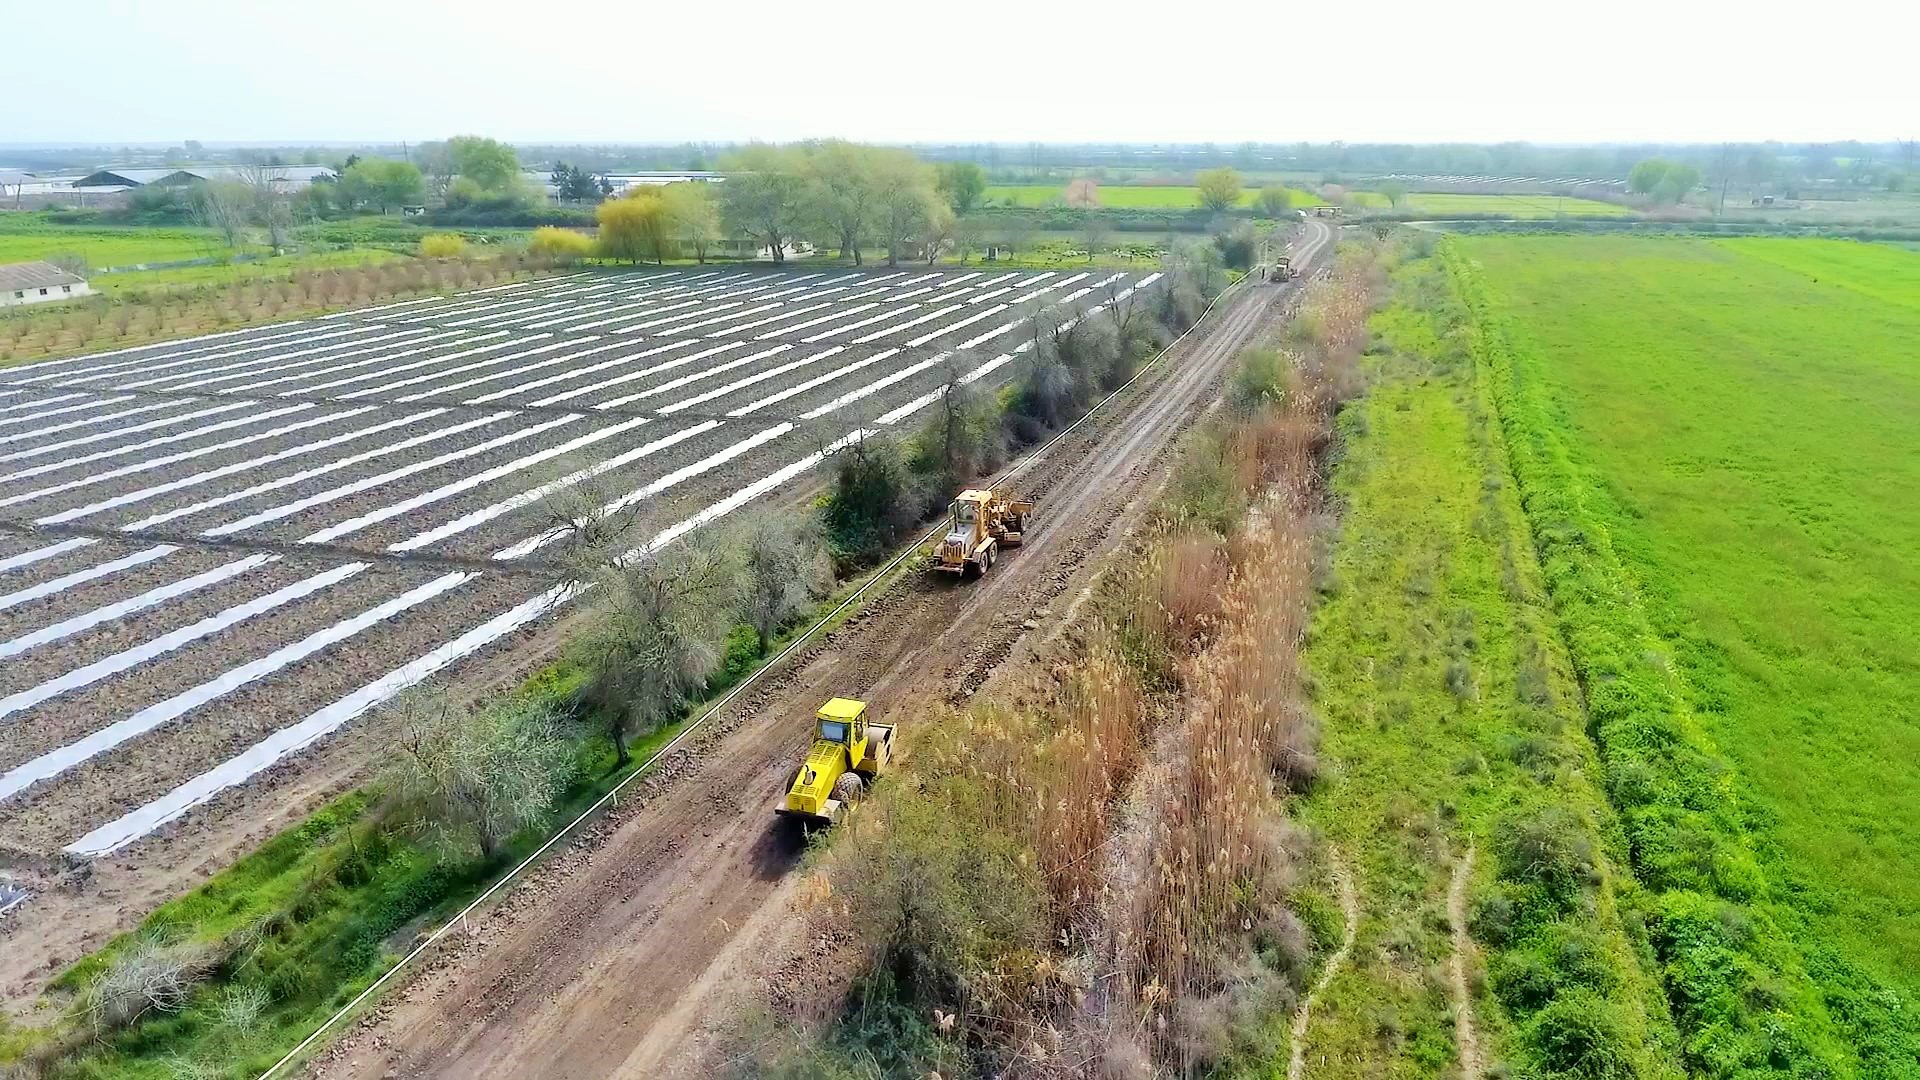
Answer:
[927,487,1033,579]
[775,698,894,827]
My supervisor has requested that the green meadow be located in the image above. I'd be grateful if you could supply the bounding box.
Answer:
[1454,234,1920,1072]
[1347,191,1633,217]
[982,183,1325,210]
[0,223,237,268]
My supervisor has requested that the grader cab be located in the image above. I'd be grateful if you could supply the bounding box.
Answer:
[928,488,1033,579]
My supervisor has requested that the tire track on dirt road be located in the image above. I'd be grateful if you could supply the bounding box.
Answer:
[305,222,1334,1080]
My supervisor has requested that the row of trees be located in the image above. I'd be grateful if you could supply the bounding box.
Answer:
[714,143,991,266]
[822,241,1225,564]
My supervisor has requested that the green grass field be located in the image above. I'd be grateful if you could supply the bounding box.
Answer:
[0,222,238,268]
[1456,235,1920,1070]
[1348,192,1633,217]
[983,183,1325,210]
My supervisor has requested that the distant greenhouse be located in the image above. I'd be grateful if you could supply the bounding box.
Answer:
[72,164,336,191]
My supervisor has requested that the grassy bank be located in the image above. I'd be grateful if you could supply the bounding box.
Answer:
[1445,234,1920,1076]
[1294,250,1682,1077]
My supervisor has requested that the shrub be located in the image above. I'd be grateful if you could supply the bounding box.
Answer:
[418,233,467,258]
[1228,347,1290,410]
[527,226,594,265]
[1213,222,1258,270]
[1526,990,1637,1079]
[822,434,918,567]
[79,933,217,1035]
[1494,806,1597,908]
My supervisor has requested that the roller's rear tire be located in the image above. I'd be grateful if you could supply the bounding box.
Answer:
[832,772,866,806]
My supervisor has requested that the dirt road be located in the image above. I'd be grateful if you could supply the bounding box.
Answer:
[308,220,1335,1080]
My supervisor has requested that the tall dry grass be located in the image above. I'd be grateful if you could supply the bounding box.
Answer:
[1086,237,1389,1075]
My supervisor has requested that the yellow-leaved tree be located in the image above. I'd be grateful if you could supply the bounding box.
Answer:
[596,190,673,264]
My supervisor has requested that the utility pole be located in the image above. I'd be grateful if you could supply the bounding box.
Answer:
[1717,143,1733,218]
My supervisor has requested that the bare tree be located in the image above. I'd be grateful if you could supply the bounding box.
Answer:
[192,181,252,249]
[238,165,294,252]
[574,541,738,764]
[539,479,641,579]
[383,690,576,862]
[1079,213,1111,264]
[730,512,833,657]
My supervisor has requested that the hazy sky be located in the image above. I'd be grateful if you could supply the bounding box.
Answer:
[9,0,1916,146]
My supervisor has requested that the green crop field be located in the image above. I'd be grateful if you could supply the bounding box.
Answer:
[1455,235,1920,1069]
[1348,191,1633,217]
[0,221,238,268]
[983,183,1325,210]
[87,247,408,294]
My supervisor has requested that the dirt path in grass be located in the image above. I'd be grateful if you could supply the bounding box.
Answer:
[1289,845,1359,1080]
[302,220,1336,1080]
[1449,846,1484,1080]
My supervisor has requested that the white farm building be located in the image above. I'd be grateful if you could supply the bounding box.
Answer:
[0,261,92,307]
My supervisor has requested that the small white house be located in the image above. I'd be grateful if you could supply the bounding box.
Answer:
[0,261,92,307]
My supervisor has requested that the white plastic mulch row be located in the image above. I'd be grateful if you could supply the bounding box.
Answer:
[0,405,372,507]
[0,567,469,802]
[33,410,436,526]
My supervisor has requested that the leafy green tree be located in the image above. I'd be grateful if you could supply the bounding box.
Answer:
[1195,167,1244,212]
[1628,159,1672,196]
[1630,159,1702,204]
[1659,162,1703,204]
[340,159,425,214]
[936,161,987,215]
[823,433,916,565]
[447,134,521,192]
[871,149,940,268]
[1378,180,1409,208]
[662,182,723,263]
[1255,186,1293,216]
[720,144,810,263]
[801,140,879,264]
[921,204,956,266]
[552,162,604,203]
